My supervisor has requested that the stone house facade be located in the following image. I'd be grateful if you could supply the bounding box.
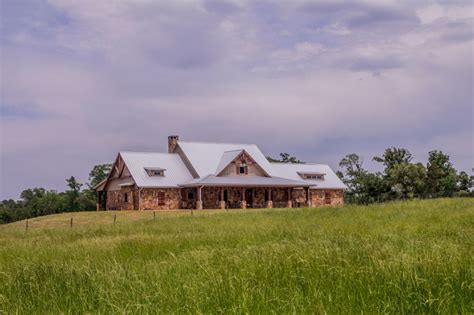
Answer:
[96,136,346,210]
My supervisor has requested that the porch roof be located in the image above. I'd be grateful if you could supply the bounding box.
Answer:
[180,175,314,188]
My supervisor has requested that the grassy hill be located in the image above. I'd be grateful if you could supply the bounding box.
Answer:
[0,199,473,313]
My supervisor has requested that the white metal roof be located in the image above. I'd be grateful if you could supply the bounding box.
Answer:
[270,163,347,189]
[111,142,346,190]
[177,141,276,177]
[119,152,194,188]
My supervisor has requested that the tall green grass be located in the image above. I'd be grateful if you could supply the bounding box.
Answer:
[0,198,473,314]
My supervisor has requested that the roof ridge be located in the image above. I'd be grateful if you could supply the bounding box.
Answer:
[270,161,329,166]
[223,149,245,153]
[178,140,257,146]
[120,151,177,155]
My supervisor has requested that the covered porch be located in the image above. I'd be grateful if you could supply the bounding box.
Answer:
[180,175,314,210]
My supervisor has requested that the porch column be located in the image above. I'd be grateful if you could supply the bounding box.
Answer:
[305,187,312,207]
[240,187,246,209]
[287,188,292,208]
[219,187,226,209]
[266,188,273,209]
[196,186,203,210]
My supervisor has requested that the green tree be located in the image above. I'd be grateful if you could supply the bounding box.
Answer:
[65,176,83,211]
[388,162,426,199]
[339,153,365,177]
[457,171,473,191]
[266,153,304,164]
[373,147,413,173]
[338,153,387,204]
[88,164,112,189]
[373,148,428,199]
[20,188,46,204]
[426,150,457,197]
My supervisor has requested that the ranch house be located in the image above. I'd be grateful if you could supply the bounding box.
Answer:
[95,136,346,210]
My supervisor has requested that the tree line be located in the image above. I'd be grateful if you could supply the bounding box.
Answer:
[337,148,473,204]
[0,164,112,224]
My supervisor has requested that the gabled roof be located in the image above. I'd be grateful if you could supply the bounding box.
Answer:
[177,141,275,177]
[100,139,346,190]
[181,175,313,188]
[270,163,347,189]
[215,150,244,175]
[120,152,193,188]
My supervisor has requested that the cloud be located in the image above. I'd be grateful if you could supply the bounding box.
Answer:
[0,0,473,199]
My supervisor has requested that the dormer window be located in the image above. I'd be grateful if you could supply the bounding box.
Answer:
[238,161,248,175]
[145,167,165,177]
[298,172,325,180]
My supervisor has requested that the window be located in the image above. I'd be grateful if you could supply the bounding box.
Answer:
[145,168,165,177]
[123,193,128,203]
[238,161,248,175]
[152,170,164,176]
[187,192,195,201]
[299,173,325,180]
[325,192,331,204]
[157,191,166,206]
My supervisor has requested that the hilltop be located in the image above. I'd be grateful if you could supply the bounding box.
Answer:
[0,198,472,313]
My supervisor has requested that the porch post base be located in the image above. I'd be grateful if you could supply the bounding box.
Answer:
[287,200,292,208]
[240,201,247,209]
[219,201,226,209]
[266,201,273,209]
[196,201,203,210]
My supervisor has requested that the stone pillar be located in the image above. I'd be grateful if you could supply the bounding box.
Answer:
[196,186,203,210]
[219,187,226,209]
[240,187,246,209]
[266,188,273,208]
[306,187,312,207]
[287,188,292,208]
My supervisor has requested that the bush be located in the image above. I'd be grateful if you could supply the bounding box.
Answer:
[453,190,474,198]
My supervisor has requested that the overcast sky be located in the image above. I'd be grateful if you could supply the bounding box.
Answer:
[1,0,473,199]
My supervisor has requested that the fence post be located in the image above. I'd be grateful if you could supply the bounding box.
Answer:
[191,209,193,217]
[153,211,156,220]
[114,214,117,224]
[26,219,28,231]
[70,217,73,228]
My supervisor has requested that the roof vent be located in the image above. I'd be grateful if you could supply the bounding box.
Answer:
[298,172,325,180]
[145,167,166,177]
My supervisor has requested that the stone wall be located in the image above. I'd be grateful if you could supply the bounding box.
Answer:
[140,188,180,210]
[252,188,266,208]
[292,188,307,207]
[180,187,196,209]
[104,186,344,210]
[310,189,344,207]
[106,186,136,210]
[202,187,220,209]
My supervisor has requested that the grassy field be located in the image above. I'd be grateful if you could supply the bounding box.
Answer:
[0,199,473,314]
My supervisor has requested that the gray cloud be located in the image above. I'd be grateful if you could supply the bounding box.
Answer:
[0,0,473,199]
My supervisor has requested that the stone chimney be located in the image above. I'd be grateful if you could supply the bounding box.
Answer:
[168,135,179,153]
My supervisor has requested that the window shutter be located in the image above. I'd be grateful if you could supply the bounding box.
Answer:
[157,191,166,206]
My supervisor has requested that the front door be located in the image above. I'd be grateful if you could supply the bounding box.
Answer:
[245,189,253,208]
